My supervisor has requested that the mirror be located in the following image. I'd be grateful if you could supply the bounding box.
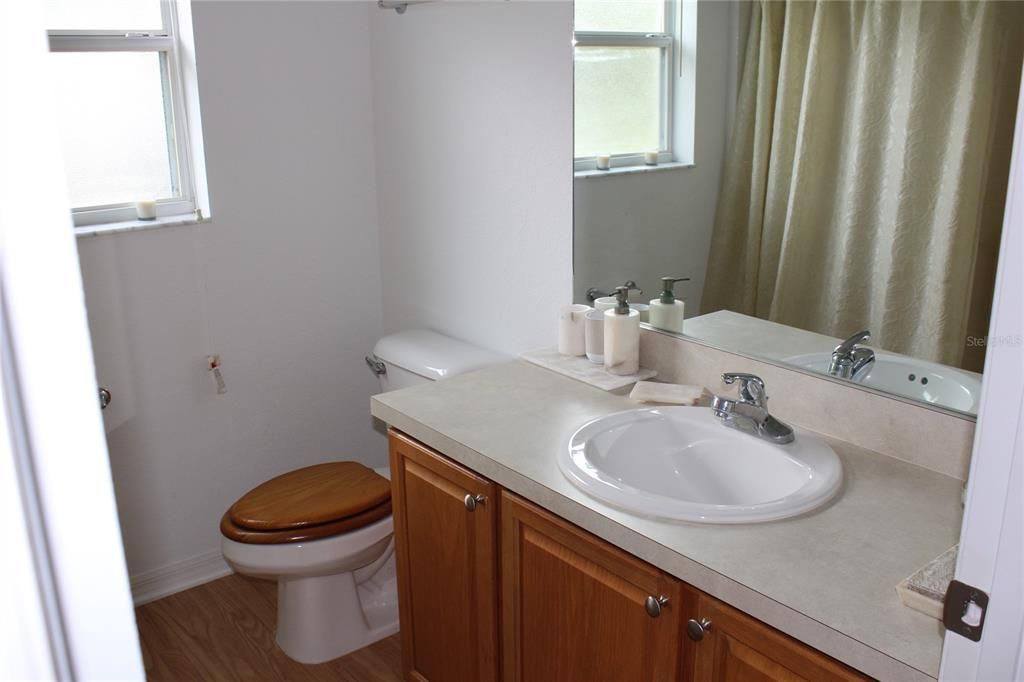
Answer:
[573,0,1024,417]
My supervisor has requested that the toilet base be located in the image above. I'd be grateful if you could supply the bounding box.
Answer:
[276,564,399,664]
[221,511,398,664]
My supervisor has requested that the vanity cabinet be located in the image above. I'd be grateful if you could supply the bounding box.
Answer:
[388,430,868,682]
[688,591,868,681]
[389,431,499,682]
[501,491,685,682]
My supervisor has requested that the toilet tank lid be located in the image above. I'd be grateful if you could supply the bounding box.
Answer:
[373,329,505,381]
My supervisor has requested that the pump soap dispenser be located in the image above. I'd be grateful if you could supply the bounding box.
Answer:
[604,284,641,376]
[649,277,690,333]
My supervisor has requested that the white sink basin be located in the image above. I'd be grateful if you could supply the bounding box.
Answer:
[560,407,842,524]
[784,352,981,415]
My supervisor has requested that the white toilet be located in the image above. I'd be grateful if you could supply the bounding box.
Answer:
[220,329,502,664]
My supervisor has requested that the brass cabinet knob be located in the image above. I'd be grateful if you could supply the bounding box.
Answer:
[464,493,487,511]
[644,595,670,617]
[686,617,713,641]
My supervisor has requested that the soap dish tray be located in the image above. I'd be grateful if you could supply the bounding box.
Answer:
[520,348,656,392]
[896,544,958,620]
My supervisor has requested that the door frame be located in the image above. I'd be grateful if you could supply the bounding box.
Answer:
[0,1,145,678]
[940,65,1024,680]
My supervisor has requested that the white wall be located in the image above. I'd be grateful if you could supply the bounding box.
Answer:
[75,0,576,593]
[573,0,734,313]
[76,1,386,584]
[371,1,574,355]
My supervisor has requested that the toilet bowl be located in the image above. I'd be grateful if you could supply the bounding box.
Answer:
[222,518,398,664]
[220,329,503,664]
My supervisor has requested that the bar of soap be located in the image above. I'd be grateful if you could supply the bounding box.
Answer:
[896,545,958,620]
[630,381,711,406]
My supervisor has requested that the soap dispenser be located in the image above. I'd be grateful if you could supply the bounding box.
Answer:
[649,277,690,333]
[604,284,641,375]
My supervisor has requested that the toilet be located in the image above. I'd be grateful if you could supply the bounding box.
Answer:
[220,329,503,664]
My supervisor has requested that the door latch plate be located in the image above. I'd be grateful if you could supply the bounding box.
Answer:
[942,579,989,642]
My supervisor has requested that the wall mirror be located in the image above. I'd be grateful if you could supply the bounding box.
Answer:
[573,0,1024,418]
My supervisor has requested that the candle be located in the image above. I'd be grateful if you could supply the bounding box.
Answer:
[644,151,659,166]
[135,199,157,220]
[596,154,611,171]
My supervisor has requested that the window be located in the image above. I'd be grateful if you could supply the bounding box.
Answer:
[574,0,694,172]
[46,0,208,227]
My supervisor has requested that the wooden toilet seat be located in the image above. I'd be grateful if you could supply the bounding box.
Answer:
[220,462,392,544]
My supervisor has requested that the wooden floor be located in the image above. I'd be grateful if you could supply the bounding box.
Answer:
[136,574,403,681]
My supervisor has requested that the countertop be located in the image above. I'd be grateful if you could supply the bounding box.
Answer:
[370,361,963,681]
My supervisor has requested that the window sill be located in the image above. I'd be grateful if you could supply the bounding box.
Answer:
[574,161,694,179]
[74,212,209,239]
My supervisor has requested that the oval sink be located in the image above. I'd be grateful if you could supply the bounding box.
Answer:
[559,407,841,524]
[784,352,981,415]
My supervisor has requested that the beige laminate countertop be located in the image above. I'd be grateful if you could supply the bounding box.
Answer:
[370,361,963,681]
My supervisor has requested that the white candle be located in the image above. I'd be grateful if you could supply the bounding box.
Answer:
[596,154,611,171]
[644,151,659,166]
[135,199,157,220]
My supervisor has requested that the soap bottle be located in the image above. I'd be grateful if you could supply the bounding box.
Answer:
[604,284,641,376]
[648,276,690,334]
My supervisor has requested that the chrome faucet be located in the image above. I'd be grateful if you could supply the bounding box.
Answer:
[710,373,794,444]
[828,330,875,380]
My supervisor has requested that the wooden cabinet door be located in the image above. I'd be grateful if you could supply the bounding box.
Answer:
[501,492,685,682]
[389,430,498,682]
[690,591,869,682]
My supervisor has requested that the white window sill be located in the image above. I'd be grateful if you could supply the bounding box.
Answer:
[574,161,694,179]
[74,213,209,239]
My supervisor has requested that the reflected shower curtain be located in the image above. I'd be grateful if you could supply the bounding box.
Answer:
[701,1,1023,369]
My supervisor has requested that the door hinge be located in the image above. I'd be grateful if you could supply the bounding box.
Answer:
[942,580,989,642]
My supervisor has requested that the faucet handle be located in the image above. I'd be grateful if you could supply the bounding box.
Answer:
[721,372,767,408]
[834,330,871,356]
[622,280,643,296]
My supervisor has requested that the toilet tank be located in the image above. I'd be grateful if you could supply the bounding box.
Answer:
[370,329,504,392]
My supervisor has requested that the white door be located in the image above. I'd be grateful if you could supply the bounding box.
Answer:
[939,67,1024,681]
[0,1,145,679]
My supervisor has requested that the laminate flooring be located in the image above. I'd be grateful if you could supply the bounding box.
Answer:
[136,574,403,681]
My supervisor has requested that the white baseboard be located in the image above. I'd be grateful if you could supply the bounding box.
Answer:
[130,548,233,606]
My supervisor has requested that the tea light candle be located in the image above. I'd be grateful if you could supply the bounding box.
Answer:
[644,151,659,166]
[596,154,611,171]
[135,199,157,220]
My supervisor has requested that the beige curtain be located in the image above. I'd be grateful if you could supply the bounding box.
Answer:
[702,0,1023,369]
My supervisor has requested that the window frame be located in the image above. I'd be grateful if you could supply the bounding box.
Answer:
[47,1,203,228]
[573,0,678,171]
